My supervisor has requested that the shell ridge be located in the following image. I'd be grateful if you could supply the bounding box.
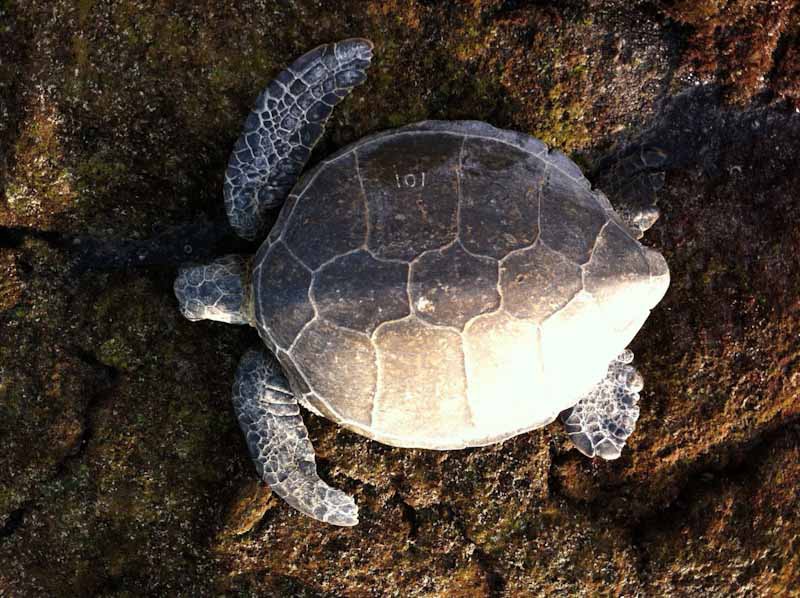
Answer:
[306,270,322,317]
[455,238,496,262]
[404,247,414,329]
[367,321,382,431]
[496,171,548,315]
[458,332,477,431]
[353,151,372,251]
[411,314,461,335]
[497,173,548,266]
[280,237,314,273]
[536,166,545,243]
[583,219,612,267]
[362,250,408,265]
[252,257,280,351]
[369,312,415,342]
[288,315,318,355]
[580,219,612,290]
[367,330,379,429]
[456,134,467,244]
[311,246,364,274]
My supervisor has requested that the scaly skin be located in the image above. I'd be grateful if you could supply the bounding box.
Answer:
[224,39,374,240]
[173,254,253,325]
[232,350,358,526]
[561,349,643,460]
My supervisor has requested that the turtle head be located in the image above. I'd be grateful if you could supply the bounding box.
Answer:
[174,254,254,326]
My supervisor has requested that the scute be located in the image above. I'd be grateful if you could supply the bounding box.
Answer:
[357,132,461,261]
[253,241,313,349]
[314,249,409,334]
[463,311,554,442]
[540,291,612,404]
[371,318,472,448]
[539,167,608,264]
[583,221,653,321]
[500,241,583,322]
[290,319,376,426]
[459,137,544,258]
[409,242,499,329]
[283,151,367,269]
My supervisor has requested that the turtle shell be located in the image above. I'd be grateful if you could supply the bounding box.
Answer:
[251,121,669,449]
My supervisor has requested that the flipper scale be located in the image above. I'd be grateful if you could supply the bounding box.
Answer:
[232,350,358,526]
[224,39,373,240]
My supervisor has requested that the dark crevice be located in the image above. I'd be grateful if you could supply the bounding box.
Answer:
[0,349,119,542]
[0,505,28,539]
[641,412,800,517]
[593,84,800,186]
[443,504,507,597]
[397,494,420,541]
[0,225,63,249]
[765,10,800,91]
[546,439,566,501]
[553,411,800,517]
[472,545,506,596]
[53,347,119,474]
[546,414,800,586]
[647,1,694,101]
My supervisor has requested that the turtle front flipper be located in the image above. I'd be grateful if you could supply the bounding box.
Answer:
[232,349,358,526]
[224,38,374,240]
[561,349,643,460]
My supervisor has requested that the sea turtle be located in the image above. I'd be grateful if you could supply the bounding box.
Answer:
[174,38,670,526]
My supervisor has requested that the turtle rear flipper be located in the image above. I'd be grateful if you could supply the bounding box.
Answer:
[232,349,358,526]
[224,38,374,240]
[596,145,668,239]
[561,349,642,460]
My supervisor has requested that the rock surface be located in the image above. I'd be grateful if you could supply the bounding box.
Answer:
[1,1,798,595]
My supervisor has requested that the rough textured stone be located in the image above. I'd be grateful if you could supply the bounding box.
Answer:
[1,1,799,596]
